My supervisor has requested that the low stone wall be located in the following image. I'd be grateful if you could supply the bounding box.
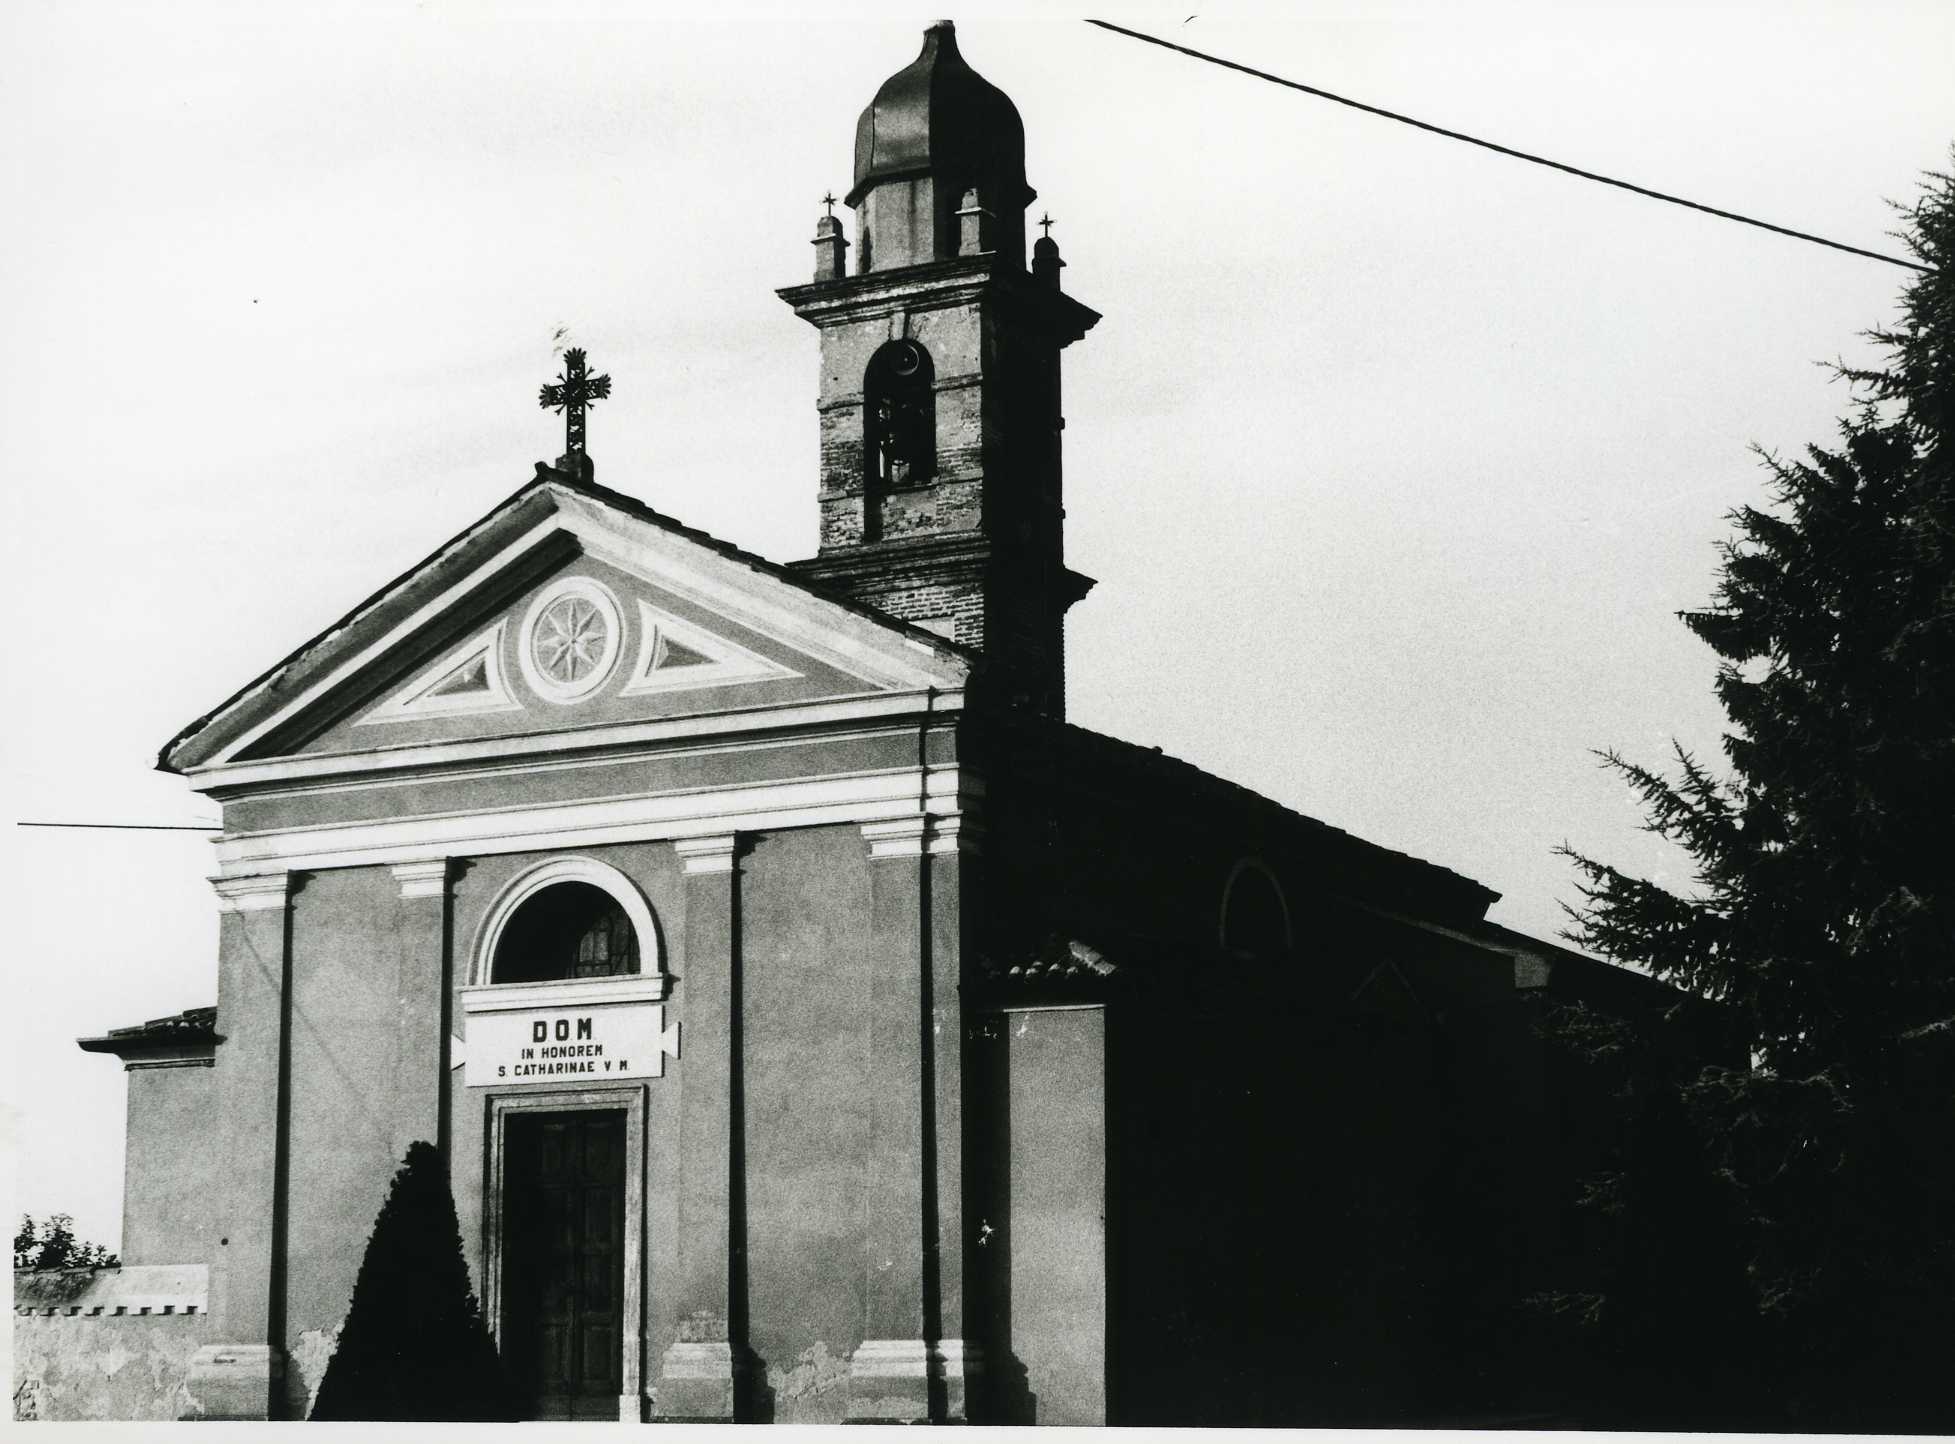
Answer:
[13,1265,211,1421]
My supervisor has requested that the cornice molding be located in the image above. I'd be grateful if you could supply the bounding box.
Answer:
[461,975,669,1015]
[861,817,930,859]
[188,688,964,795]
[211,873,295,913]
[674,835,741,875]
[214,766,973,879]
[779,258,1100,345]
[125,1048,217,1073]
[926,814,982,856]
[389,859,453,899]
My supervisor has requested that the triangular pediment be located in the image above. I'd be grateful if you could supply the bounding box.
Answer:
[162,473,970,774]
[356,621,521,725]
[621,599,799,696]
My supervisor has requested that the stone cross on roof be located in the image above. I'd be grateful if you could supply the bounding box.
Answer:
[538,347,612,458]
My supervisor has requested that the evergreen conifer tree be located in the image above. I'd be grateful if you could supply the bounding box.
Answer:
[1560,159,1955,1428]
[309,1141,521,1421]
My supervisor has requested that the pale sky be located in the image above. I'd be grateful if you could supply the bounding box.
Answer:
[4,2,1950,1253]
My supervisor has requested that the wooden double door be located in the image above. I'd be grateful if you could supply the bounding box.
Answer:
[502,1110,626,1421]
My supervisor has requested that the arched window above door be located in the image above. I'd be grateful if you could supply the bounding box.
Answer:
[493,882,638,983]
[473,856,663,988]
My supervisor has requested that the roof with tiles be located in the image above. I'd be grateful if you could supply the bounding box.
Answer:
[1043,721,1501,927]
[77,1006,217,1054]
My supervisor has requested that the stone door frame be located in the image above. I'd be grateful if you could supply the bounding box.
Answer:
[481,1085,649,1423]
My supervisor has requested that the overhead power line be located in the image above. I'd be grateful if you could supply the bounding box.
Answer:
[16,821,218,832]
[1084,18,1928,274]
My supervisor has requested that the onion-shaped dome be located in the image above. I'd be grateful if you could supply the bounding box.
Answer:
[847,21,1034,210]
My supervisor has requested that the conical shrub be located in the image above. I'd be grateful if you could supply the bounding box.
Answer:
[310,1141,521,1421]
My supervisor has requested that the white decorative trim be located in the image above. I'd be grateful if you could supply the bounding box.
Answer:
[461,975,669,1014]
[851,1339,933,1378]
[620,600,797,697]
[354,621,521,726]
[561,501,967,690]
[863,813,977,858]
[222,720,958,806]
[389,859,452,898]
[188,688,965,792]
[861,817,929,859]
[674,835,739,875]
[659,1339,734,1378]
[470,855,664,987]
[214,766,968,877]
[124,1046,215,1072]
[847,1338,980,1385]
[192,489,975,770]
[207,517,562,766]
[517,575,624,705]
[211,873,292,913]
[926,815,982,855]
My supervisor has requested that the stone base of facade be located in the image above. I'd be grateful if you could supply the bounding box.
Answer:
[653,1339,737,1422]
[845,1338,981,1423]
[182,1342,282,1420]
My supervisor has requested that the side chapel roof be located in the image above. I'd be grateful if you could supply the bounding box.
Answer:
[77,1006,218,1057]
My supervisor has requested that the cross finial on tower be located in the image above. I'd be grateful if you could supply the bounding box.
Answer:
[1039,213,1055,238]
[538,347,612,459]
[822,191,838,217]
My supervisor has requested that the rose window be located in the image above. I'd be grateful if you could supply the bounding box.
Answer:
[535,595,608,685]
[519,577,622,703]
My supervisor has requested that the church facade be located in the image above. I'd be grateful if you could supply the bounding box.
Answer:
[60,21,1693,1426]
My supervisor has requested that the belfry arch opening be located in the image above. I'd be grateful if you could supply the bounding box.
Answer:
[863,339,936,526]
[492,881,642,984]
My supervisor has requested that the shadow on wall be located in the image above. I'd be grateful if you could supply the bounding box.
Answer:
[1105,992,1507,1427]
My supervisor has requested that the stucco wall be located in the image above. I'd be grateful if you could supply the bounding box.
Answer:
[279,862,409,1405]
[998,1005,1106,1427]
[13,1267,212,1421]
[738,824,875,1422]
[122,1063,217,1266]
[13,1313,212,1421]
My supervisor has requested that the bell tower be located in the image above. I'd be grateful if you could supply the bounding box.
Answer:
[779,20,1099,718]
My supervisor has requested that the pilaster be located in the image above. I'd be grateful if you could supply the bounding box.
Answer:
[927,814,978,1415]
[389,859,452,1160]
[655,834,743,1422]
[187,871,297,1421]
[847,816,979,1422]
